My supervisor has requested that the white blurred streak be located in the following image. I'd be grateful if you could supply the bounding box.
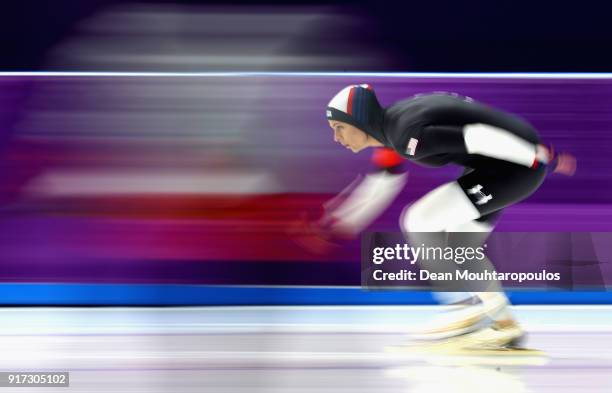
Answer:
[8,3,394,203]
[48,3,390,71]
[387,366,530,393]
[24,170,281,196]
[80,8,320,35]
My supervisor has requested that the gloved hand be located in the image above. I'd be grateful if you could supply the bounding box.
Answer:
[287,212,345,255]
[536,144,577,176]
[551,152,577,176]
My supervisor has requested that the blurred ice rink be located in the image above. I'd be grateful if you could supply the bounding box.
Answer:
[0,305,611,392]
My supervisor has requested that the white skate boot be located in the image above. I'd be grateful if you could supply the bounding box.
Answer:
[413,292,510,342]
[436,318,526,350]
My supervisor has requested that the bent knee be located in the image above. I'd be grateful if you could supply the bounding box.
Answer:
[400,202,438,232]
[400,182,482,233]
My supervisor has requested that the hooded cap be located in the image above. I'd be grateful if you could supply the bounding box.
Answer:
[326,84,386,144]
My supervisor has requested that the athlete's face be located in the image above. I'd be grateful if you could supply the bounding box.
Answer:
[329,121,369,153]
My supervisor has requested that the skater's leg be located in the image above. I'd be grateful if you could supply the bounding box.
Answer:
[448,219,524,347]
[400,164,546,344]
[443,216,498,308]
[400,180,485,295]
[401,181,481,233]
[447,212,511,319]
[399,181,490,338]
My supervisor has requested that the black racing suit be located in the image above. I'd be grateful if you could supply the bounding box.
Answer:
[381,93,547,221]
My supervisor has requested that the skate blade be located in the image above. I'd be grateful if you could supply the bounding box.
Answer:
[386,344,549,366]
[436,347,549,366]
[410,324,482,341]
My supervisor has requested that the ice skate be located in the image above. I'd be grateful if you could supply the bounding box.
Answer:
[389,318,548,366]
[431,318,527,350]
[411,293,508,341]
[411,302,488,341]
[425,320,547,366]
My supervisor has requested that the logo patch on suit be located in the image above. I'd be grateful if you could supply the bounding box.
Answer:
[467,184,493,205]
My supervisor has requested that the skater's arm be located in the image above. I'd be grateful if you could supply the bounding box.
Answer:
[415,124,554,169]
[320,148,407,237]
[289,149,406,254]
[322,170,407,236]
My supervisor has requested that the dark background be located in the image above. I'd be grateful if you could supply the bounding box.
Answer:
[2,0,611,71]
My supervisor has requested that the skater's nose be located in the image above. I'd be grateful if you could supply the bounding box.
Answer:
[334,129,342,143]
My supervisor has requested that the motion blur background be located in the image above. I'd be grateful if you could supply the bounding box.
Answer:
[0,0,612,305]
[3,0,612,72]
[2,2,612,392]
